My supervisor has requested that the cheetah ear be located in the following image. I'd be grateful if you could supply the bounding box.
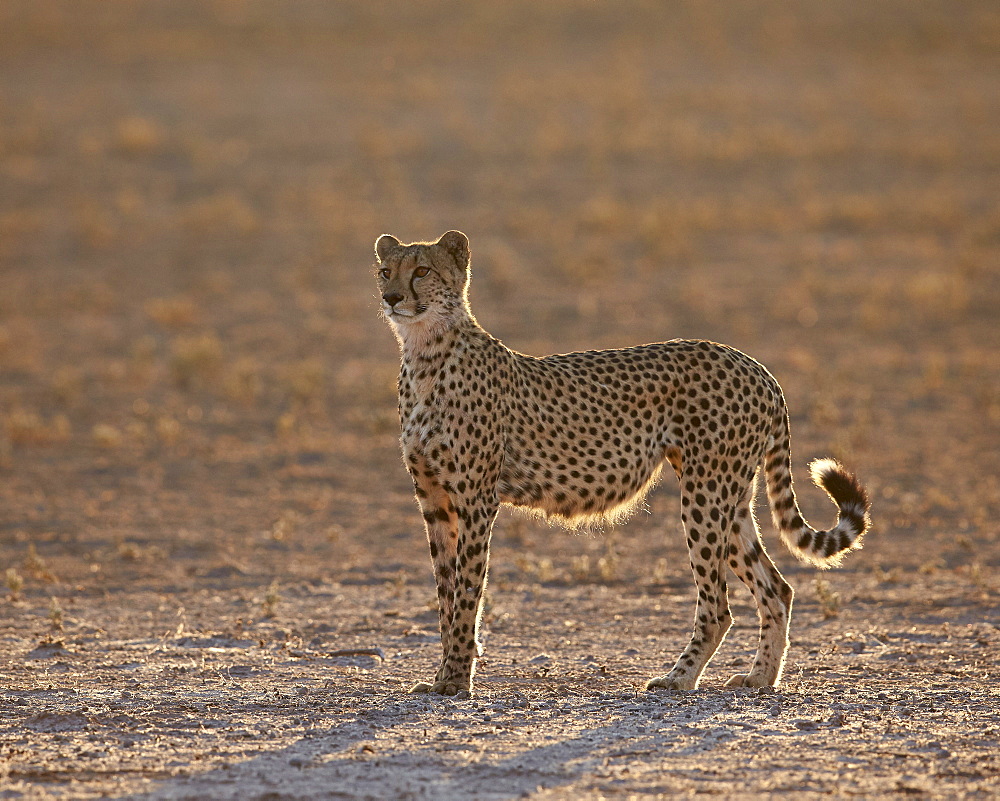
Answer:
[375,234,401,263]
[436,230,470,268]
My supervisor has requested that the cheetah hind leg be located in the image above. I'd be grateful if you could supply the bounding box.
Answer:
[409,654,472,697]
[645,571,732,693]
[722,483,793,688]
[646,479,734,692]
[410,678,469,697]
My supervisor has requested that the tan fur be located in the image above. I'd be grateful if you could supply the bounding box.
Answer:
[377,231,871,695]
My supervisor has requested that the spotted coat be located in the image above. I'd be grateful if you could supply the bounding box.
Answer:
[376,230,871,696]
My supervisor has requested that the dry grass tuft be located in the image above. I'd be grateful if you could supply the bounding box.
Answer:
[4,410,71,447]
[47,597,64,631]
[50,367,85,406]
[146,296,200,329]
[5,568,24,602]
[813,578,842,619]
[24,545,56,583]
[284,359,326,404]
[181,192,258,234]
[170,333,224,389]
[116,117,163,155]
[92,424,124,449]
[224,357,264,405]
[261,581,281,619]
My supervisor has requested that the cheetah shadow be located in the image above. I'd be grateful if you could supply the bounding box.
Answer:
[114,688,780,800]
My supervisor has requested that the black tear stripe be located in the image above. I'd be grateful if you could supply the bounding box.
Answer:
[409,272,421,305]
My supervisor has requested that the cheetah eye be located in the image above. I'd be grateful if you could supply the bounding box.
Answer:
[414,266,430,278]
[378,267,391,280]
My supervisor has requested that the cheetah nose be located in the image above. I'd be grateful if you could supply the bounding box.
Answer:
[383,291,404,307]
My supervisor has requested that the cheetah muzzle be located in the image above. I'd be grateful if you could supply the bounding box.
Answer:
[375,230,871,696]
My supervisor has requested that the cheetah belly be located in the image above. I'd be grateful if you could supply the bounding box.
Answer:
[497,421,669,524]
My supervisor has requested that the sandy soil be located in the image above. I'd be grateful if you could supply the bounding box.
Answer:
[1,1,999,798]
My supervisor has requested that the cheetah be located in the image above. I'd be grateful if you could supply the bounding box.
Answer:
[375,230,871,696]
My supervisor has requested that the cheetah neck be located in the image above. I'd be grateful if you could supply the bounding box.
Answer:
[396,315,483,397]
[395,309,480,362]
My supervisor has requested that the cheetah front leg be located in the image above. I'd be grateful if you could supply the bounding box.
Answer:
[407,451,500,696]
[412,491,498,697]
[407,457,461,694]
[439,491,499,695]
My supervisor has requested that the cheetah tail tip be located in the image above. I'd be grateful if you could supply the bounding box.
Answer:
[809,457,872,525]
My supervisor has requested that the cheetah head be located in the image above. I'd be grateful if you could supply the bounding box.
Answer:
[374,231,471,337]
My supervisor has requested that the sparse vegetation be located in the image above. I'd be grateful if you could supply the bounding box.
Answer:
[91,423,123,449]
[224,357,263,405]
[262,581,281,619]
[5,568,24,602]
[169,333,224,390]
[116,540,142,562]
[47,596,64,630]
[145,295,200,329]
[270,511,299,543]
[24,544,56,583]
[284,359,326,405]
[3,409,71,446]
[814,578,842,620]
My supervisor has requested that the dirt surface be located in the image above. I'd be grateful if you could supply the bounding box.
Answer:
[2,1,999,798]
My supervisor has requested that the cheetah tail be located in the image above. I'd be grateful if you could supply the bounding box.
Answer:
[764,418,871,568]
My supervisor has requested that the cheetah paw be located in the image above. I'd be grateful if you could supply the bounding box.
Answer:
[724,673,775,689]
[409,679,470,697]
[645,675,697,692]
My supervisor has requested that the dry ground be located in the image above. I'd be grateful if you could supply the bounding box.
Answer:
[1,1,999,798]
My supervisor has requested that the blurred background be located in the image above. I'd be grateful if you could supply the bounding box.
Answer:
[0,1,998,613]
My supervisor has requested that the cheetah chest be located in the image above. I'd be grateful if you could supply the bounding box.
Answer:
[399,387,449,455]
[398,361,507,481]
